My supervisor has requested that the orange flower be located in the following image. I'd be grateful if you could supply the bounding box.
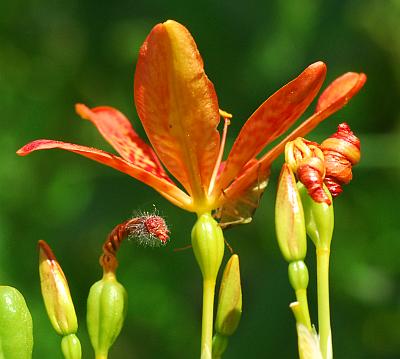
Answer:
[17,20,366,216]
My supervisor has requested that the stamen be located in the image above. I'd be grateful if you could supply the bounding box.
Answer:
[208,113,231,197]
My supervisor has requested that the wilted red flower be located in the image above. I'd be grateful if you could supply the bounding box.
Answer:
[321,122,361,197]
[17,20,366,219]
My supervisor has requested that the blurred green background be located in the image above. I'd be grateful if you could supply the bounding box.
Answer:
[1,0,399,358]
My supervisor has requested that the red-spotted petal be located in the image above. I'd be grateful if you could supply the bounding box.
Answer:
[216,62,327,194]
[75,104,171,182]
[17,140,191,210]
[134,20,220,201]
[259,72,367,165]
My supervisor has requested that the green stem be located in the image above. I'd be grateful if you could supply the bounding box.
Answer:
[95,355,107,359]
[295,288,312,330]
[317,247,332,359]
[201,279,216,359]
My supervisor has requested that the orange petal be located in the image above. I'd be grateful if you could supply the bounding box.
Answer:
[76,104,171,182]
[259,72,366,166]
[17,140,192,210]
[134,20,220,201]
[315,72,367,113]
[216,62,327,194]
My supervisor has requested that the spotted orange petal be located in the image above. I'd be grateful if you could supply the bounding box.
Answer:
[134,20,220,201]
[75,104,171,182]
[216,62,327,194]
[17,140,191,210]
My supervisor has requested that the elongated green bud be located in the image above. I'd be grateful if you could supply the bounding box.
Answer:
[288,260,309,291]
[61,334,82,359]
[87,272,128,358]
[191,213,224,281]
[0,286,33,359]
[212,333,229,359]
[215,255,242,336]
[298,183,334,249]
[275,164,307,262]
[38,240,78,336]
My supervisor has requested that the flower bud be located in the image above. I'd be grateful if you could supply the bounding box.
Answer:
[38,240,78,336]
[87,272,128,358]
[191,213,224,281]
[212,333,229,359]
[61,334,82,359]
[0,286,33,359]
[298,183,334,248]
[288,260,309,291]
[275,164,307,262]
[321,123,361,197]
[215,255,242,336]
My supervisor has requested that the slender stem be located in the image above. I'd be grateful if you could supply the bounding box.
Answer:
[295,288,312,330]
[201,279,216,359]
[316,247,332,359]
[95,354,107,359]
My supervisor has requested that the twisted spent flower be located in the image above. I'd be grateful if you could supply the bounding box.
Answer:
[17,20,366,221]
[285,122,361,204]
[321,123,361,197]
[101,213,169,273]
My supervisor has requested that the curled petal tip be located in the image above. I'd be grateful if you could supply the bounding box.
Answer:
[75,103,92,119]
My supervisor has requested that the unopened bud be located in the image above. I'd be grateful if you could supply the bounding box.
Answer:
[38,240,78,336]
[285,138,330,205]
[87,272,128,358]
[298,183,334,248]
[0,286,33,359]
[321,123,361,197]
[191,213,224,281]
[215,255,242,336]
[275,164,307,262]
[288,260,309,291]
[61,334,82,359]
[212,333,229,359]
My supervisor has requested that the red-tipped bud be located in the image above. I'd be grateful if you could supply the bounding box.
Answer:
[285,138,331,205]
[321,123,360,197]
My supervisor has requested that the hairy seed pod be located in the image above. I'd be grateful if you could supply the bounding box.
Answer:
[285,138,331,205]
[320,123,360,197]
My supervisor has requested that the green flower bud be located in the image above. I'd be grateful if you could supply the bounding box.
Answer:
[191,213,224,281]
[61,334,82,359]
[298,183,334,249]
[275,164,307,262]
[0,286,33,359]
[87,272,128,358]
[215,255,242,336]
[38,240,78,336]
[212,333,229,359]
[288,260,309,291]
